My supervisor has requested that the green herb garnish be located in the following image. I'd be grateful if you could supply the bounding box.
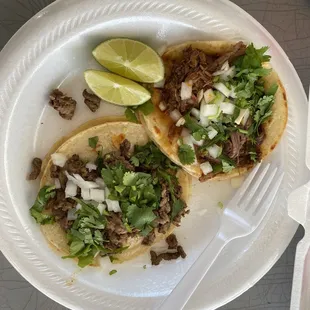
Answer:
[109,269,117,276]
[125,108,139,123]
[88,136,99,149]
[137,100,154,116]
[178,144,195,165]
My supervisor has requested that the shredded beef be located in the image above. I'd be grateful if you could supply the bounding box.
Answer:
[224,131,247,160]
[207,41,247,72]
[166,234,178,249]
[256,130,265,146]
[103,152,134,171]
[177,245,187,259]
[119,139,132,159]
[27,158,42,180]
[83,89,101,112]
[142,230,156,246]
[105,212,129,249]
[161,42,246,115]
[49,89,77,120]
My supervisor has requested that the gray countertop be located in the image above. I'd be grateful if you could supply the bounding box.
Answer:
[0,0,309,309]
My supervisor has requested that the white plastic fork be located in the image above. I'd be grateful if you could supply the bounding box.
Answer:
[159,163,284,310]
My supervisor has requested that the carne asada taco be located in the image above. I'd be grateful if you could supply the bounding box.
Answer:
[139,41,287,181]
[30,121,190,267]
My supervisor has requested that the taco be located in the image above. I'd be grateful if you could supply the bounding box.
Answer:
[139,41,287,181]
[30,121,190,267]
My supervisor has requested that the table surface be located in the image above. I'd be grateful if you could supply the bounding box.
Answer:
[0,0,309,309]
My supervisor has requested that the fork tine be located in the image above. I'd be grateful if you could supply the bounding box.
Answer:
[247,167,278,211]
[239,163,271,209]
[230,162,262,206]
[253,171,284,218]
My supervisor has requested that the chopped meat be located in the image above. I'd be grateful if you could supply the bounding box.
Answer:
[166,234,178,249]
[49,89,77,120]
[59,217,73,230]
[83,89,101,112]
[142,230,156,246]
[177,245,187,259]
[46,189,76,222]
[103,152,134,171]
[105,212,129,249]
[224,131,247,160]
[208,41,247,72]
[197,152,221,165]
[50,165,67,189]
[65,154,84,174]
[50,164,60,178]
[150,250,162,266]
[119,139,132,159]
[158,222,170,234]
[27,158,42,180]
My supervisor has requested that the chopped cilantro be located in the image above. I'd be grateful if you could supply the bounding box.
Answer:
[137,100,154,115]
[218,202,224,209]
[109,256,119,263]
[109,269,117,276]
[143,265,147,270]
[30,186,56,224]
[171,199,185,220]
[88,136,99,149]
[178,144,195,165]
[125,108,139,123]
[126,204,157,230]
[222,160,235,173]
[266,83,279,96]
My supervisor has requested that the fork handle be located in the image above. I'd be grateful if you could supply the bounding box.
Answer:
[158,234,228,310]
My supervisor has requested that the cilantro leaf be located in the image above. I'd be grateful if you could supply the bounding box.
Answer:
[266,83,278,96]
[130,156,140,167]
[171,199,185,220]
[137,100,154,116]
[109,269,117,276]
[178,144,195,165]
[222,160,235,173]
[126,204,156,230]
[125,108,139,123]
[101,168,115,186]
[30,186,56,224]
[88,136,99,149]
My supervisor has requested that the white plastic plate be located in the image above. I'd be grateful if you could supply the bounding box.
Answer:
[0,0,308,309]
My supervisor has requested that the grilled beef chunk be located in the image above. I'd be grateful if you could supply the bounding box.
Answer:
[103,152,134,171]
[166,234,178,249]
[83,89,101,112]
[50,165,68,188]
[150,234,186,265]
[119,139,132,159]
[49,89,77,120]
[27,158,42,180]
[142,230,156,246]
[105,212,130,249]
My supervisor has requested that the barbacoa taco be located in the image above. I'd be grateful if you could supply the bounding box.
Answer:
[139,41,287,181]
[30,121,190,268]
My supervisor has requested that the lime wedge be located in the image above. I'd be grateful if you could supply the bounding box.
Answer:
[92,38,164,83]
[84,70,151,106]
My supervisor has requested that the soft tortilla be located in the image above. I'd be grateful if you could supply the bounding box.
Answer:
[40,121,191,264]
[139,41,287,181]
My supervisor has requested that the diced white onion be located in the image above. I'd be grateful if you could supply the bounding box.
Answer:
[207,145,222,158]
[231,176,245,189]
[213,91,225,105]
[235,108,250,125]
[170,109,182,122]
[54,178,61,189]
[97,203,106,215]
[200,161,213,175]
[197,90,204,103]
[76,203,82,210]
[230,86,237,99]
[154,79,165,88]
[90,188,105,202]
[199,116,210,127]
[180,80,193,100]
[65,180,78,198]
[201,104,219,118]
[221,66,236,81]
[51,153,67,167]
[86,162,97,171]
[159,101,167,111]
[67,208,77,221]
[95,178,106,188]
[207,126,218,139]
[176,117,185,127]
[204,89,216,104]
[213,83,231,98]
[81,188,91,200]
[191,108,200,120]
[105,188,121,213]
[191,135,204,146]
[220,102,235,115]
[241,109,250,126]
[65,171,99,190]
[221,60,230,71]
